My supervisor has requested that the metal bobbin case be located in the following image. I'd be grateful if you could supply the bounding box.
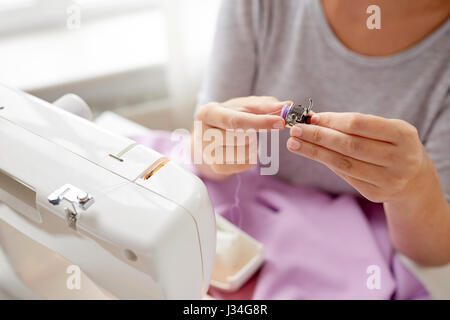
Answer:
[281,98,314,127]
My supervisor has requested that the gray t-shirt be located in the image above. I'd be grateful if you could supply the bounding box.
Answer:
[198,0,450,201]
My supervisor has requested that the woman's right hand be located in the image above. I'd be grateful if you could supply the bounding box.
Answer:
[191,96,288,180]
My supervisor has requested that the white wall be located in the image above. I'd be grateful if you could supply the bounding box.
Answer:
[0,0,221,129]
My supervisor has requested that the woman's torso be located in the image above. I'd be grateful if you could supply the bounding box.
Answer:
[252,0,450,195]
[199,0,450,197]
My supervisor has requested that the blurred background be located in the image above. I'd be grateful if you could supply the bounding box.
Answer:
[0,0,220,129]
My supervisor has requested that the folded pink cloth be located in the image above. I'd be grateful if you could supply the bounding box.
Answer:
[132,130,429,300]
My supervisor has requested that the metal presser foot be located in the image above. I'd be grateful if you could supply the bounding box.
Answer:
[280,98,314,127]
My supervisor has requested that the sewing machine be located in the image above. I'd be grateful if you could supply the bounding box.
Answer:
[0,84,264,299]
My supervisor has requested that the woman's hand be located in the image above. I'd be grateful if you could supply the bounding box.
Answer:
[192,96,288,179]
[286,111,450,265]
[287,112,427,203]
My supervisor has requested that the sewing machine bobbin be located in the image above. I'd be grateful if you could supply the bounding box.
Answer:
[281,98,314,127]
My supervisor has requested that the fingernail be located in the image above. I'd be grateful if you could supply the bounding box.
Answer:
[273,120,285,129]
[310,114,320,124]
[288,139,301,150]
[291,125,303,137]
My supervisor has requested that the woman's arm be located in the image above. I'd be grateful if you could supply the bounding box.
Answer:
[192,0,276,180]
[384,154,450,266]
[287,111,450,266]
[385,99,450,266]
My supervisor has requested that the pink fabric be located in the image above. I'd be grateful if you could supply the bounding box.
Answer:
[132,130,429,300]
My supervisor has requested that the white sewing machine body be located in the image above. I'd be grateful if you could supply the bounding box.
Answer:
[0,84,217,299]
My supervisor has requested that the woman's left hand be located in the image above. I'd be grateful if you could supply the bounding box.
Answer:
[287,112,428,203]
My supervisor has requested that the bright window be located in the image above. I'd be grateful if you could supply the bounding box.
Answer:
[0,0,219,115]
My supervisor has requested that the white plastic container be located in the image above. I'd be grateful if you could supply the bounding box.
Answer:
[210,215,265,292]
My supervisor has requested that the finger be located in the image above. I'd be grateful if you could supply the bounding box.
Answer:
[310,112,400,143]
[287,137,385,186]
[202,145,255,173]
[196,102,285,130]
[198,123,258,147]
[222,96,292,115]
[202,141,257,164]
[290,124,394,166]
[197,124,226,148]
[219,145,258,165]
[242,100,293,115]
[223,128,258,147]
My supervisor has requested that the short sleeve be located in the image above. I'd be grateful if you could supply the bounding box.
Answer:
[424,93,450,202]
[196,0,262,109]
